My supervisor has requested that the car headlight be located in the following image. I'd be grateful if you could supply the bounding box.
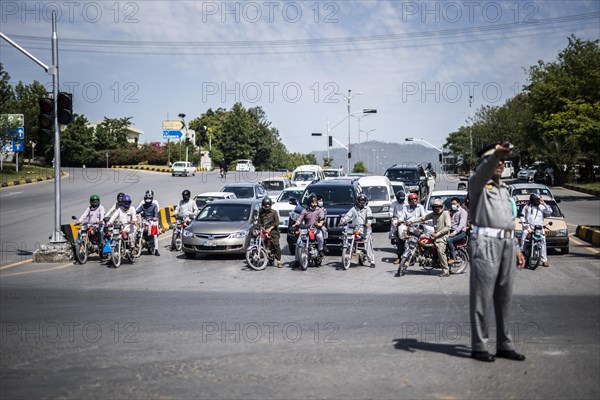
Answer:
[556,229,568,237]
[229,230,249,239]
[183,229,195,237]
[381,206,389,212]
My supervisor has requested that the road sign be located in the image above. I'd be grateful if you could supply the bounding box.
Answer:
[163,130,184,139]
[12,140,24,153]
[162,120,184,130]
[15,127,25,140]
[6,114,24,125]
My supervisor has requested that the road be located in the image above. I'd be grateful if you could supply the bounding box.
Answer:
[1,169,598,399]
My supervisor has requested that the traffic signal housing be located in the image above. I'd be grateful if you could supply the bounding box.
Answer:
[328,135,333,147]
[38,97,54,142]
[56,92,73,125]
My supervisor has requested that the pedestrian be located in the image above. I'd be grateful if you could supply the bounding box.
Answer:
[468,143,526,362]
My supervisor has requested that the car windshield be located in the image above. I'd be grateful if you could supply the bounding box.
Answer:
[427,194,467,211]
[324,170,340,178]
[173,162,185,167]
[516,200,562,218]
[263,181,284,191]
[392,184,405,195]
[237,160,249,164]
[511,188,553,197]
[195,196,223,208]
[196,204,251,222]
[294,172,315,181]
[223,186,254,198]
[277,190,304,202]
[302,186,355,206]
[362,186,389,201]
[385,169,418,182]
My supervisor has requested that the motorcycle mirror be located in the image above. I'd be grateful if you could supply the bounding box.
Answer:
[548,221,553,226]
[71,216,77,220]
[289,197,298,206]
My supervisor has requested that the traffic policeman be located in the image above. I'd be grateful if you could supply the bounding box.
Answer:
[468,143,526,362]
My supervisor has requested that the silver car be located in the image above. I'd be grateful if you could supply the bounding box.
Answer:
[182,199,261,258]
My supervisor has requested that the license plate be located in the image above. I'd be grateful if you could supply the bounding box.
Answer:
[202,241,218,247]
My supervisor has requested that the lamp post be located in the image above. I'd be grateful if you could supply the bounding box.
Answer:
[405,137,443,171]
[353,109,377,163]
[336,90,362,170]
[361,128,376,171]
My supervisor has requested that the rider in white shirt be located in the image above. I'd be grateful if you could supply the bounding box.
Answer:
[520,193,553,267]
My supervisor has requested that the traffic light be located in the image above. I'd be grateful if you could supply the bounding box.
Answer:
[185,137,190,146]
[347,152,351,159]
[56,92,73,125]
[38,97,54,141]
[328,136,333,147]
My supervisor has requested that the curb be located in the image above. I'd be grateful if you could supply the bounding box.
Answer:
[575,225,600,247]
[563,184,600,197]
[1,176,54,188]
[111,165,208,173]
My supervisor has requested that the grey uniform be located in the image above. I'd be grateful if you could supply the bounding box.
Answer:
[468,153,520,353]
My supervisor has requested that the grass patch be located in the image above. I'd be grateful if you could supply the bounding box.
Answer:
[0,163,55,184]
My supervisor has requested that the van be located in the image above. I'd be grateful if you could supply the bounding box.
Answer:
[291,165,325,187]
[501,160,515,178]
[357,175,395,226]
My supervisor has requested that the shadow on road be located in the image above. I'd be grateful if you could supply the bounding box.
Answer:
[392,338,472,359]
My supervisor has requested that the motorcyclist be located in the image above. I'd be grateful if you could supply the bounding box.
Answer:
[520,193,552,267]
[136,192,161,256]
[316,194,329,242]
[339,194,376,268]
[137,189,160,210]
[175,189,198,220]
[108,194,138,249]
[258,197,282,268]
[105,192,125,220]
[447,196,469,264]
[389,190,408,264]
[77,194,106,242]
[405,193,427,220]
[292,194,326,268]
[407,198,452,277]
[219,159,228,177]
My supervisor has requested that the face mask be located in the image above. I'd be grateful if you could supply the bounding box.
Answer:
[451,204,458,211]
[317,201,323,207]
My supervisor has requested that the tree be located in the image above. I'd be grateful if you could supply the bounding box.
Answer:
[323,157,333,168]
[93,117,133,151]
[60,114,95,166]
[352,161,367,173]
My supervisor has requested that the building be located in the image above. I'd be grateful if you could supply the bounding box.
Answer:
[88,122,143,145]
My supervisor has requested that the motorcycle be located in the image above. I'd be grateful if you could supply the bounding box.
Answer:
[110,224,135,268]
[71,216,106,264]
[245,226,276,271]
[220,167,227,179]
[522,223,550,270]
[134,218,159,257]
[171,216,188,252]
[395,224,469,277]
[296,224,323,271]
[340,223,368,270]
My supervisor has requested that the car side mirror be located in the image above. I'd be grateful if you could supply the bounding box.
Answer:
[289,198,298,206]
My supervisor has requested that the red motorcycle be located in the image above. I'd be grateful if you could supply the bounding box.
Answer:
[396,224,469,276]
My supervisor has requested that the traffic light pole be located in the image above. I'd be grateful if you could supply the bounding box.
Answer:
[1,12,65,242]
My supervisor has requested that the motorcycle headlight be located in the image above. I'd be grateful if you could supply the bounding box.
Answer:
[229,230,249,239]
[183,229,195,237]
[515,230,523,238]
[556,229,568,237]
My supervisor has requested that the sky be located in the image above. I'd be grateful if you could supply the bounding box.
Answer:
[1,0,599,155]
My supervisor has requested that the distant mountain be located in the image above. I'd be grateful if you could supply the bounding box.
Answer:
[312,141,440,174]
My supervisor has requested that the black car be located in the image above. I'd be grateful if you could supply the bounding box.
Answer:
[286,178,362,253]
[384,164,428,202]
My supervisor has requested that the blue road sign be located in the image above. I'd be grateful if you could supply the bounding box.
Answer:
[12,140,24,153]
[163,129,184,139]
[15,127,24,140]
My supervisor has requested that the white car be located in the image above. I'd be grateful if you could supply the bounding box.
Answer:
[272,187,305,231]
[424,190,468,212]
[235,159,256,172]
[501,160,515,179]
[193,192,237,209]
[260,177,292,201]
[171,161,196,177]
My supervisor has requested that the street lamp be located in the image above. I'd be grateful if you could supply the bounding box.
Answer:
[352,109,377,163]
[336,90,362,170]
[405,137,443,171]
[360,128,376,170]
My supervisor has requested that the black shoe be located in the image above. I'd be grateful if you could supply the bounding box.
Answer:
[370,263,376,269]
[292,262,299,269]
[496,350,526,361]
[471,351,495,362]
[155,249,160,256]
[318,250,325,258]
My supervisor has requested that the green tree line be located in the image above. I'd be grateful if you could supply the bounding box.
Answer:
[445,36,599,182]
[1,63,316,170]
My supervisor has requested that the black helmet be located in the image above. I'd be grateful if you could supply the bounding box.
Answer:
[182,189,191,198]
[117,192,125,202]
[530,193,541,206]
[357,194,368,208]
[261,197,272,208]
[395,190,405,201]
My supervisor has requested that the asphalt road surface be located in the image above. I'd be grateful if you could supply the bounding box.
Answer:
[1,169,598,399]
